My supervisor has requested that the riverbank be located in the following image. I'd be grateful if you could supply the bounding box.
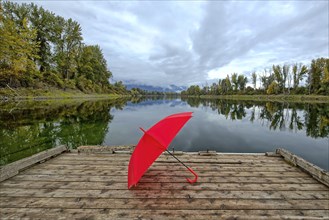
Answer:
[0,88,127,101]
[192,94,329,103]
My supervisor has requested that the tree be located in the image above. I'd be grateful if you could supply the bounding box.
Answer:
[210,82,218,95]
[77,45,112,92]
[237,74,248,91]
[267,81,279,95]
[292,63,308,90]
[260,69,275,91]
[319,59,329,95]
[252,72,257,90]
[282,64,290,94]
[55,18,83,80]
[0,3,39,87]
[0,2,121,94]
[186,85,201,96]
[223,75,232,94]
[29,4,58,73]
[272,64,290,94]
[308,58,327,94]
[231,73,238,92]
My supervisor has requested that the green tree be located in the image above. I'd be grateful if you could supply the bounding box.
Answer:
[319,59,329,94]
[252,72,257,90]
[221,75,232,94]
[260,69,275,92]
[186,85,201,96]
[231,73,238,92]
[272,64,289,94]
[77,45,111,92]
[0,2,121,94]
[292,63,308,91]
[308,58,328,94]
[0,3,39,87]
[237,74,248,91]
[55,18,82,81]
[29,4,58,73]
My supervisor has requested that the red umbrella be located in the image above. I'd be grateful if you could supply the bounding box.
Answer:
[128,112,198,189]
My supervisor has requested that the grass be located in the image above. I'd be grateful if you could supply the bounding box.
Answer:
[0,87,127,100]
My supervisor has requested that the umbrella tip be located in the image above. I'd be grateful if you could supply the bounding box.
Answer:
[139,127,146,133]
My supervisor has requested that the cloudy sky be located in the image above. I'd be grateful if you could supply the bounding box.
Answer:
[26,1,328,87]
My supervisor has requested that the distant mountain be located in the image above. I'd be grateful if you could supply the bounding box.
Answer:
[125,83,187,93]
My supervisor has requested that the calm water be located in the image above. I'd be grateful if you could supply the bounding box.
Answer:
[1,97,328,170]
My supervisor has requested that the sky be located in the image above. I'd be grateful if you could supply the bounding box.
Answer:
[25,1,329,87]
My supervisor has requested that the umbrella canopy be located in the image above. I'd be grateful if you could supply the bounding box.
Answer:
[128,112,197,189]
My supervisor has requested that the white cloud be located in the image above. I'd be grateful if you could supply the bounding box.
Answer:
[23,1,328,86]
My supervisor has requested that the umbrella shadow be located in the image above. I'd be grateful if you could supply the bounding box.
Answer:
[130,167,200,191]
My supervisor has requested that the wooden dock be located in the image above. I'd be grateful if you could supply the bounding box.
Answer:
[0,146,328,219]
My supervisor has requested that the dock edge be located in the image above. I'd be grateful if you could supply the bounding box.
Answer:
[0,145,68,182]
[276,148,329,187]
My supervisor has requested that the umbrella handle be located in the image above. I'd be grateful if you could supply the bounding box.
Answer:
[186,167,198,184]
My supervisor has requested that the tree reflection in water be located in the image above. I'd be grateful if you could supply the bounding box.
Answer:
[1,97,328,166]
[182,97,329,139]
[0,98,128,165]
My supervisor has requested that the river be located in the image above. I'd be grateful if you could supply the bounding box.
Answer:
[1,97,328,170]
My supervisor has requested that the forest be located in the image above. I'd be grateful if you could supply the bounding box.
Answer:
[1,2,328,97]
[0,1,127,94]
[182,58,329,96]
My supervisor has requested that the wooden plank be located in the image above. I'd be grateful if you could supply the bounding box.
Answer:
[77,145,134,153]
[1,197,328,210]
[10,174,317,184]
[1,180,327,191]
[47,159,282,167]
[1,208,328,220]
[35,162,295,169]
[22,165,301,173]
[58,152,281,159]
[198,150,217,156]
[277,148,329,187]
[67,152,273,158]
[19,168,308,177]
[1,188,328,200]
[45,158,287,166]
[1,150,328,219]
[0,145,67,182]
[265,152,282,157]
[57,153,284,161]
[62,153,281,159]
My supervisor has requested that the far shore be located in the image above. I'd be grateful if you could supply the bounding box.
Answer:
[1,88,329,103]
[184,94,329,103]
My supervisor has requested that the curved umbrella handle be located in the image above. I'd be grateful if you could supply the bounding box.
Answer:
[186,167,198,184]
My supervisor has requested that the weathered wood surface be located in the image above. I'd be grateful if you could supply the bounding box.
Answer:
[0,145,67,182]
[0,150,328,219]
[277,148,329,187]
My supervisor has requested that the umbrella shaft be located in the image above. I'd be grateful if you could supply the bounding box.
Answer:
[166,149,189,170]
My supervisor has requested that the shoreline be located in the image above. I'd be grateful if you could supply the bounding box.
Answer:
[1,88,328,103]
[183,94,329,103]
[0,88,129,101]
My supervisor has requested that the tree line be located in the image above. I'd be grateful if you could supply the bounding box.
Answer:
[0,1,126,94]
[182,58,329,96]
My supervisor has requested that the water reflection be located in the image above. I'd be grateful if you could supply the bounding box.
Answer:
[0,99,128,165]
[0,97,328,169]
[182,98,329,138]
